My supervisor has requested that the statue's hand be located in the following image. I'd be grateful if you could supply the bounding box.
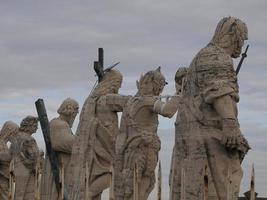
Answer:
[221,119,250,156]
[221,131,243,149]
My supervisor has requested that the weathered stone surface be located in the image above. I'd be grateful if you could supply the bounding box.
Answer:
[10,116,39,200]
[0,121,19,200]
[41,98,79,200]
[66,69,130,200]
[169,17,250,200]
[114,67,179,200]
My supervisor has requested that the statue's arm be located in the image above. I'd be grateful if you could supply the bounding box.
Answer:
[20,139,39,170]
[203,76,250,159]
[153,95,180,118]
[50,120,74,154]
[106,94,131,112]
[213,95,237,120]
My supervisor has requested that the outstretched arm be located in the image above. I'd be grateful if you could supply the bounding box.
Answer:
[153,95,180,118]
[106,94,131,112]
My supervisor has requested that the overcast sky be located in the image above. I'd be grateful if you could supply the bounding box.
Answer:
[1,0,267,198]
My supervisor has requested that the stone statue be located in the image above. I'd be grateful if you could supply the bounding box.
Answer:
[11,116,40,200]
[0,121,19,200]
[67,69,130,200]
[169,17,250,200]
[41,98,79,200]
[169,67,189,200]
[114,67,179,200]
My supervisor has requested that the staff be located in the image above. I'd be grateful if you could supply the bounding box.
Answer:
[35,99,69,200]
[236,44,249,75]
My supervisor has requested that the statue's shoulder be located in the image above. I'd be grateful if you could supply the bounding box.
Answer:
[194,45,233,70]
[50,118,68,129]
[17,132,30,140]
[128,96,156,109]
[16,132,36,148]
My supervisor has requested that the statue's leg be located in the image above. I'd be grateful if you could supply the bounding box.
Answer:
[169,148,183,200]
[205,133,243,200]
[169,136,187,199]
[88,173,111,199]
[184,129,206,200]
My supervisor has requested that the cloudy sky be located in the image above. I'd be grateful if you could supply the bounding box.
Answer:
[1,0,266,198]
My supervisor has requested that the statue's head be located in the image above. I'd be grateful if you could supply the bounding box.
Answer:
[0,121,19,142]
[92,69,123,97]
[57,98,79,128]
[210,17,248,58]
[175,67,188,94]
[19,116,39,135]
[136,67,166,96]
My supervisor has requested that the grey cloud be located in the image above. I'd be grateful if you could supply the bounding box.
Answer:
[1,0,266,95]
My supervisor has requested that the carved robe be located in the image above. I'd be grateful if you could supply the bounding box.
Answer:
[169,44,248,200]
[11,132,39,200]
[0,140,11,200]
[41,118,75,200]
[169,98,189,200]
[67,94,129,200]
[115,95,179,200]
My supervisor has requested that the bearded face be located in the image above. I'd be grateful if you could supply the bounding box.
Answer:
[68,111,78,128]
[111,79,122,94]
[28,121,38,135]
[231,34,247,58]
[153,79,166,96]
[211,17,248,59]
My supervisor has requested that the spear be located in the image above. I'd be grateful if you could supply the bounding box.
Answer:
[236,44,249,75]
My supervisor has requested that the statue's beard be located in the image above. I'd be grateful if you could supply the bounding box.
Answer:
[232,49,241,58]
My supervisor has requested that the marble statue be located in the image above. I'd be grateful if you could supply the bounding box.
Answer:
[41,98,79,200]
[169,17,250,200]
[169,67,189,200]
[114,67,179,200]
[67,69,130,200]
[0,121,19,200]
[11,116,40,200]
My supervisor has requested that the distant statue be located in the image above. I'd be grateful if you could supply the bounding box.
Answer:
[11,116,40,200]
[0,121,19,200]
[67,69,130,200]
[169,67,189,199]
[41,98,79,200]
[114,67,179,200]
[169,17,250,200]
